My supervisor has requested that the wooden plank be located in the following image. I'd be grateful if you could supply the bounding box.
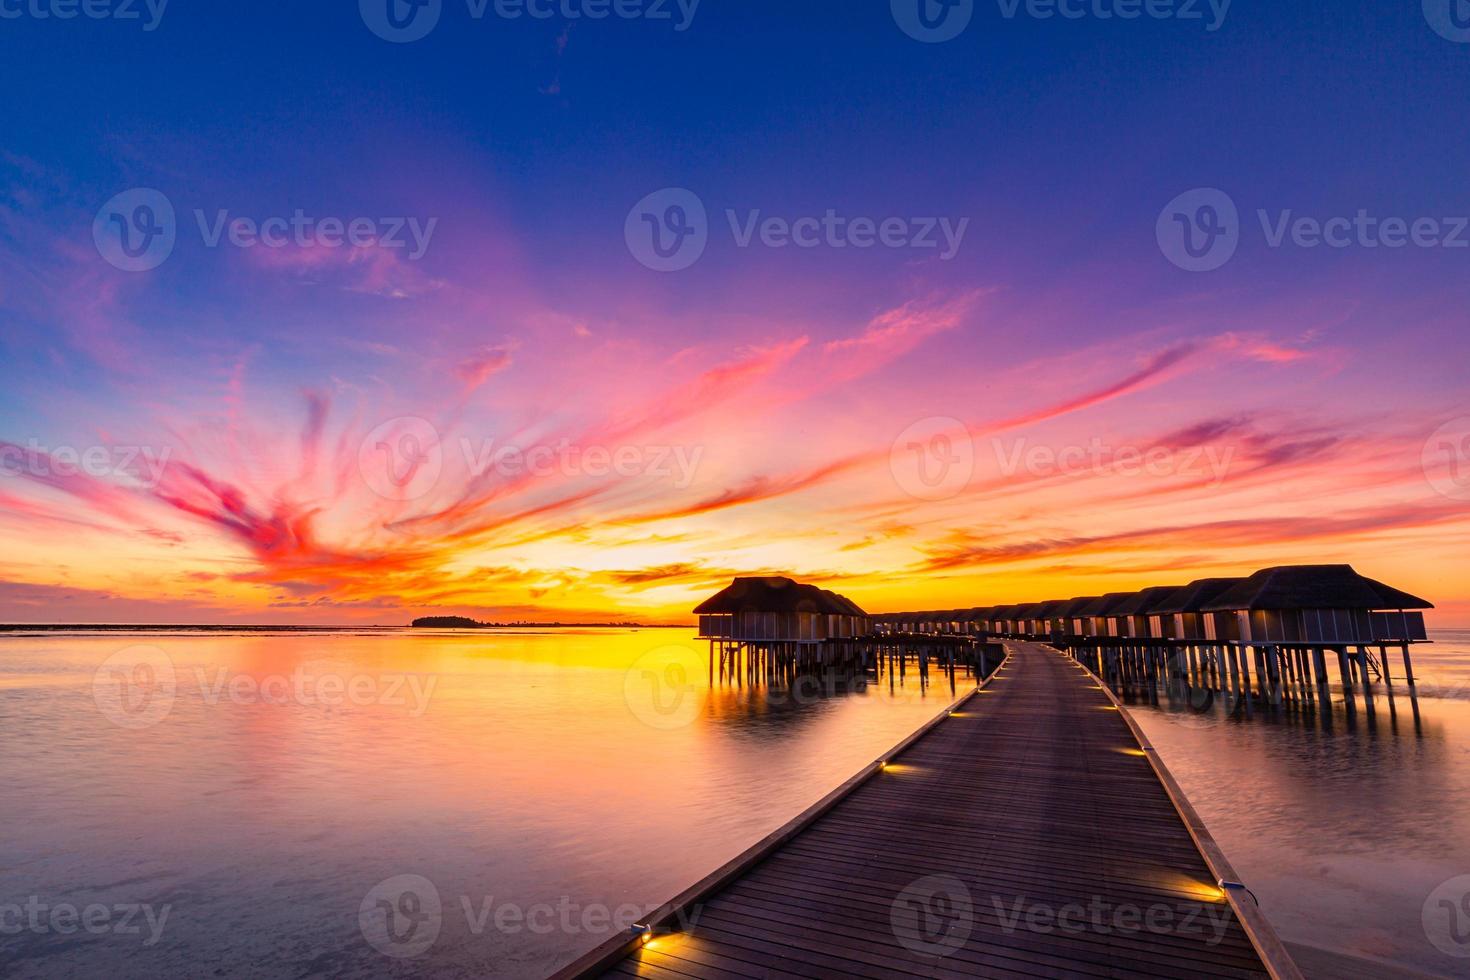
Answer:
[565,643,1293,980]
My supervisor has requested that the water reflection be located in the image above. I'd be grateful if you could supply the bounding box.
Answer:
[0,628,968,979]
[1127,631,1470,976]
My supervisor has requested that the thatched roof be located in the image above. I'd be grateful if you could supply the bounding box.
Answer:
[965,606,996,620]
[1076,592,1138,618]
[1153,578,1244,615]
[1055,596,1101,618]
[1201,565,1432,612]
[1033,599,1072,619]
[822,590,867,616]
[990,604,1024,620]
[694,577,868,616]
[1112,586,1186,617]
[1012,602,1046,619]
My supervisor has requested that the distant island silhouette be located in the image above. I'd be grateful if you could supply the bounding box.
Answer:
[410,616,677,629]
[0,621,688,632]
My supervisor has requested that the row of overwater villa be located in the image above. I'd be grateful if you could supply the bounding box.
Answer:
[695,565,1432,714]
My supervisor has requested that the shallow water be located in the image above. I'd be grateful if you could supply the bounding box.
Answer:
[1131,629,1470,978]
[0,628,969,978]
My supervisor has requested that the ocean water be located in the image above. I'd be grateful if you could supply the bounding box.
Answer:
[4,627,1468,978]
[1130,628,1470,978]
[0,628,969,978]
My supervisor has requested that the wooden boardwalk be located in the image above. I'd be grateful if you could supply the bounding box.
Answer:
[575,643,1287,979]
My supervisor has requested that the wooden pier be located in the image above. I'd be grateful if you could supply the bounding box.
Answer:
[557,643,1296,979]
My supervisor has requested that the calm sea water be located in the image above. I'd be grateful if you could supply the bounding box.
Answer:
[0,628,970,978]
[1131,628,1470,978]
[5,628,1469,978]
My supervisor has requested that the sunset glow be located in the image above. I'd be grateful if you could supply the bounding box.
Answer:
[1,6,1467,625]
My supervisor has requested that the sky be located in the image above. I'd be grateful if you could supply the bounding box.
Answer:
[1,0,1468,624]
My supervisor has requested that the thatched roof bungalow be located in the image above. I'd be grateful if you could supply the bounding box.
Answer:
[1076,592,1138,638]
[1031,599,1073,637]
[1200,565,1432,645]
[695,577,869,643]
[1056,597,1100,637]
[989,604,1023,635]
[1111,586,1185,639]
[1152,577,1244,641]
